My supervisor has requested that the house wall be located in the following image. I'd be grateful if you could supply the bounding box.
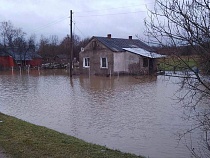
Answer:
[0,56,15,69]
[28,58,42,67]
[79,38,114,76]
[125,52,141,74]
[150,58,158,73]
[113,52,125,73]
[113,52,151,75]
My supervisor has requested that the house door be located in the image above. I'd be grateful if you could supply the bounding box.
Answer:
[149,58,154,74]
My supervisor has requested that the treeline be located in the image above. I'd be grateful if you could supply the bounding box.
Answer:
[0,21,90,62]
[37,34,90,62]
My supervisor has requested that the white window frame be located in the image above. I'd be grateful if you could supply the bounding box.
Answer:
[83,57,90,68]
[100,57,108,68]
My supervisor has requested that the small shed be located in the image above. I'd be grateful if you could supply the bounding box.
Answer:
[123,48,165,74]
[28,53,42,67]
[0,52,15,69]
[12,52,42,67]
[0,51,42,68]
[54,54,69,64]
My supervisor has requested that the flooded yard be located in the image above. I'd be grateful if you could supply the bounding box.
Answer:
[0,69,207,158]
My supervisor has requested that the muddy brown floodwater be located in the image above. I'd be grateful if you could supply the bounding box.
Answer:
[0,69,208,158]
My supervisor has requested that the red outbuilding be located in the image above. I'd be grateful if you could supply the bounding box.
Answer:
[0,53,15,69]
[0,51,42,69]
[28,53,42,67]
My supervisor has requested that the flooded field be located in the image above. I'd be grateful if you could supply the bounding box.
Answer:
[0,69,207,158]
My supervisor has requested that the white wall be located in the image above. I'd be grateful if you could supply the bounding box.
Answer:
[113,52,140,73]
[113,52,125,72]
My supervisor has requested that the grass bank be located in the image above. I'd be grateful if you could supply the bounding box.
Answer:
[0,113,143,158]
[158,55,199,71]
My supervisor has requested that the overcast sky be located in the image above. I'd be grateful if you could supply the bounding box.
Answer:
[0,0,155,41]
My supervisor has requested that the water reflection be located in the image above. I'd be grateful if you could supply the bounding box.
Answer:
[0,70,201,158]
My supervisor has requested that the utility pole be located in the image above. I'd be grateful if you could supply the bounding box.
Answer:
[69,10,73,77]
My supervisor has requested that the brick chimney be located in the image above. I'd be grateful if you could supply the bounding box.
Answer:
[107,34,111,38]
[129,36,132,40]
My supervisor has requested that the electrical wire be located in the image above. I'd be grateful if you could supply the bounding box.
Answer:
[26,2,155,37]
[74,2,154,14]
[30,15,68,33]
[74,10,146,18]
[30,2,154,32]
[74,22,86,38]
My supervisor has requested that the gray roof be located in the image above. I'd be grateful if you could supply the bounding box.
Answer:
[94,36,154,52]
[0,52,10,57]
[11,52,42,60]
[55,54,68,59]
[0,51,42,60]
[123,48,166,59]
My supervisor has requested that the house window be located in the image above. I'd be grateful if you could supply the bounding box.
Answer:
[100,57,108,68]
[143,58,148,67]
[83,57,90,68]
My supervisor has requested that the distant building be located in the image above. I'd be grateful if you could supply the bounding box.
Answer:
[53,54,69,64]
[0,52,15,69]
[79,34,165,76]
[0,51,42,69]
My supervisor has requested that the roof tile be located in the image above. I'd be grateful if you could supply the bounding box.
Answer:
[95,36,153,52]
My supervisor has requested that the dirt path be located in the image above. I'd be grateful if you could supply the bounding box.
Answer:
[0,147,9,158]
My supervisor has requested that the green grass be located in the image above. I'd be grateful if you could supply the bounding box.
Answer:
[157,55,199,71]
[0,113,144,158]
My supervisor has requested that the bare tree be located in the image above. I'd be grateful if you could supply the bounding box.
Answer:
[59,34,89,61]
[37,34,89,65]
[0,21,37,67]
[0,21,19,51]
[145,0,210,157]
[37,35,50,57]
[59,35,70,56]
[14,35,36,66]
[49,35,59,57]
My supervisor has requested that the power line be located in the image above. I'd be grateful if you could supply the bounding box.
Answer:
[74,2,154,14]
[74,10,146,18]
[25,2,154,38]
[26,2,154,35]
[30,16,68,33]
[73,21,86,38]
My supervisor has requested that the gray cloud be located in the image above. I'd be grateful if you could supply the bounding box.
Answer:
[0,0,155,41]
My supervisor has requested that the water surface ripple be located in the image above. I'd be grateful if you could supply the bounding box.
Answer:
[0,70,203,158]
